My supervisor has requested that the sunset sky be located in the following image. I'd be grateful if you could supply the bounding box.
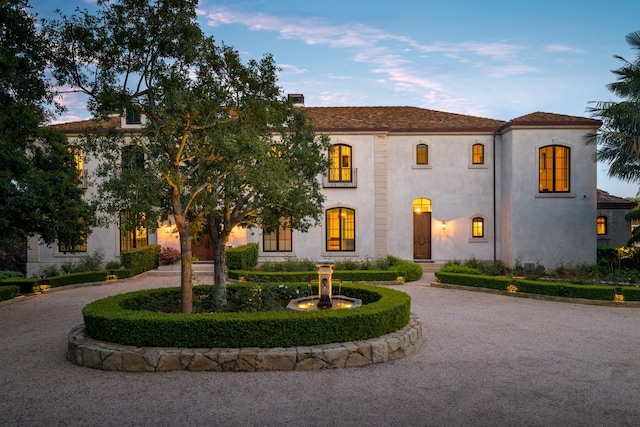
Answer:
[38,0,640,197]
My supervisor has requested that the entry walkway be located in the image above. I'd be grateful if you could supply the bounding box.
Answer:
[1,272,640,426]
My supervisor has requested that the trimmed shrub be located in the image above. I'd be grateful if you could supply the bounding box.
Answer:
[435,272,618,301]
[390,259,423,281]
[121,245,160,275]
[0,278,40,294]
[82,283,411,348]
[225,243,259,271]
[621,287,640,301]
[229,270,400,283]
[0,285,19,301]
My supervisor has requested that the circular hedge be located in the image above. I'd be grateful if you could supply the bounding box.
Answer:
[82,283,411,348]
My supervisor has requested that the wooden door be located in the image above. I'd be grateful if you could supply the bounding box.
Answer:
[192,235,214,261]
[413,212,431,259]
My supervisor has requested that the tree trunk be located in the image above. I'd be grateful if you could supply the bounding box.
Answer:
[212,236,227,306]
[179,228,193,313]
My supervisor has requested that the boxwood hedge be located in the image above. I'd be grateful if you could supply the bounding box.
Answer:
[0,285,19,301]
[0,269,134,294]
[229,270,403,283]
[82,283,411,348]
[435,272,618,301]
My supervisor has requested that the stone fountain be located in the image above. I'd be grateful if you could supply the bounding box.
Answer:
[286,259,362,311]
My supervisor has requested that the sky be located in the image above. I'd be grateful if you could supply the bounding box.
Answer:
[36,0,640,198]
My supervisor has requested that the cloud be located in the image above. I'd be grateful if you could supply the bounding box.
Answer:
[202,6,538,111]
[545,44,585,54]
[279,64,307,74]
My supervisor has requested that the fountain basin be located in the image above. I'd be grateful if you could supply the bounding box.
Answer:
[286,295,362,311]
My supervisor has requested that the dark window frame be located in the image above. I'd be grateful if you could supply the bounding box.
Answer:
[263,218,293,252]
[539,145,570,193]
[326,207,356,252]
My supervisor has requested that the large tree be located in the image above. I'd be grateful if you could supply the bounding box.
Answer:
[586,31,640,184]
[46,0,329,310]
[0,0,96,250]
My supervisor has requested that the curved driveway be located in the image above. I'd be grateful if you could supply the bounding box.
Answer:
[2,273,640,426]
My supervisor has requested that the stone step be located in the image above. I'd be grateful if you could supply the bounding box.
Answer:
[417,261,445,273]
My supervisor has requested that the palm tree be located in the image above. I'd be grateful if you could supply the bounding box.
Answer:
[586,31,640,184]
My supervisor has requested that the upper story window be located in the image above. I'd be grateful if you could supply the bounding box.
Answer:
[329,144,352,182]
[539,145,570,193]
[596,216,608,235]
[326,207,355,251]
[472,143,484,165]
[416,144,429,165]
[121,145,145,172]
[69,146,87,188]
[126,109,142,125]
[472,217,484,238]
[263,217,292,252]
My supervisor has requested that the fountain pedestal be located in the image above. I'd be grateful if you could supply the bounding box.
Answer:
[286,259,362,311]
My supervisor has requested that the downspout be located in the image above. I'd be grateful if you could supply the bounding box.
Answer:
[493,131,497,262]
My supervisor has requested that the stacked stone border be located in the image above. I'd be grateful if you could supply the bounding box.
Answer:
[68,316,423,372]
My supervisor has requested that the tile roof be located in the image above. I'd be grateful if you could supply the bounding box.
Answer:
[500,112,601,131]
[597,189,636,209]
[47,108,601,136]
[303,106,506,133]
[47,115,142,135]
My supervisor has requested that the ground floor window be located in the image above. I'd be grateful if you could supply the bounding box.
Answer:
[119,211,148,252]
[596,216,607,235]
[263,218,292,252]
[326,207,355,251]
[472,217,484,238]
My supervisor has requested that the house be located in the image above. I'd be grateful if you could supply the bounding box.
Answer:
[596,189,636,247]
[26,101,602,276]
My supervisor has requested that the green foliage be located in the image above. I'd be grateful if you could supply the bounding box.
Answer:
[251,255,421,282]
[60,252,104,274]
[105,261,122,270]
[0,285,19,301]
[36,264,61,278]
[621,287,640,301]
[0,238,27,275]
[440,262,483,275]
[586,31,640,184]
[435,272,618,301]
[225,243,259,271]
[0,271,24,280]
[82,283,411,348]
[229,270,401,282]
[261,258,316,272]
[121,245,161,275]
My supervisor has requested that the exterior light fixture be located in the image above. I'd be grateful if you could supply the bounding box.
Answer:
[440,220,447,231]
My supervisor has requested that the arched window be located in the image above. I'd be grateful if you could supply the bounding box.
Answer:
[416,144,429,165]
[596,216,607,235]
[472,143,484,164]
[326,208,355,251]
[539,145,570,193]
[329,144,352,182]
[412,198,432,213]
[472,217,484,238]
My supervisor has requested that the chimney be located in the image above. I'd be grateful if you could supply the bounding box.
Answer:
[288,93,304,106]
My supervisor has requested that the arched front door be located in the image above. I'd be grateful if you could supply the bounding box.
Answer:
[413,198,432,260]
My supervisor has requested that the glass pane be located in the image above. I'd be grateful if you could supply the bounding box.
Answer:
[416,145,428,164]
[473,144,484,164]
[412,198,432,213]
[472,218,484,237]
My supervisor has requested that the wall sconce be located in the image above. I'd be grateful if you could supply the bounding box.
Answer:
[162,219,173,233]
[440,220,447,231]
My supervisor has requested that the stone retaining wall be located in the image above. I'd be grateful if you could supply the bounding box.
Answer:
[67,316,423,372]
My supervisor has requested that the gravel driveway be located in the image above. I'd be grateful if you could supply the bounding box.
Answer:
[2,273,640,426]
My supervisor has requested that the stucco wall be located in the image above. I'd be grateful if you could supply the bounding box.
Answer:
[500,127,597,268]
